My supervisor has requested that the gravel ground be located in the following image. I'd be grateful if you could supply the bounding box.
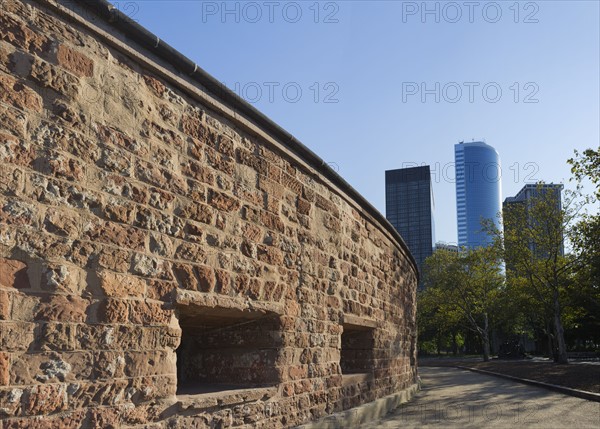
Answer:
[420,358,600,393]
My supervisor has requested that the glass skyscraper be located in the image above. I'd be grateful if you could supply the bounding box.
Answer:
[385,166,434,277]
[455,141,502,249]
[504,183,564,256]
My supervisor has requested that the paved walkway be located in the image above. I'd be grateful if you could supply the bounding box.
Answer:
[360,367,600,428]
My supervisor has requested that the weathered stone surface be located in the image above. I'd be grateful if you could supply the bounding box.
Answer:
[10,51,80,98]
[0,1,418,427]
[0,351,9,385]
[0,104,27,138]
[43,209,80,238]
[97,298,129,324]
[10,351,92,384]
[0,290,12,320]
[35,295,88,322]
[0,73,42,112]
[0,13,51,55]
[56,44,94,77]
[0,257,29,289]
[98,270,146,298]
[128,300,171,325]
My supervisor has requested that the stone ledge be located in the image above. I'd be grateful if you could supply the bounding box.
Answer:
[342,314,377,329]
[177,385,278,411]
[341,373,372,387]
[295,383,420,429]
[174,289,284,316]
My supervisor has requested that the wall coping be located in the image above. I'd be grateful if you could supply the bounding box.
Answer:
[31,0,419,278]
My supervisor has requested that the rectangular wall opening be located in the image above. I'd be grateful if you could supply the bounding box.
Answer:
[176,305,282,396]
[340,323,375,384]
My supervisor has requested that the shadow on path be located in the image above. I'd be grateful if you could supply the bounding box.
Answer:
[360,367,599,428]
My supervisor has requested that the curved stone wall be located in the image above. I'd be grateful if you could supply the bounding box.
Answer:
[0,0,418,427]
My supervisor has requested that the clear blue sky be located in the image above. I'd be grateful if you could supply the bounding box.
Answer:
[129,1,599,244]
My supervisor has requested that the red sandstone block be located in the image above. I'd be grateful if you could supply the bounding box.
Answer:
[242,222,262,242]
[95,123,149,159]
[98,270,146,298]
[45,152,86,182]
[0,352,9,385]
[56,44,93,77]
[0,13,51,55]
[11,351,93,385]
[260,211,285,233]
[35,295,88,323]
[281,174,303,195]
[0,257,29,289]
[195,265,215,292]
[96,247,131,273]
[101,198,136,224]
[209,189,240,213]
[22,383,68,415]
[89,406,121,429]
[0,73,41,112]
[0,290,12,320]
[0,133,35,167]
[146,279,176,301]
[297,198,311,216]
[173,241,206,263]
[93,350,126,380]
[123,350,174,378]
[214,269,230,294]
[0,104,27,138]
[43,208,80,238]
[19,54,81,99]
[97,298,129,324]
[257,244,284,266]
[178,201,214,225]
[128,300,171,325]
[172,263,198,290]
[68,379,128,409]
[218,135,235,157]
[143,74,166,97]
[181,159,215,185]
[131,375,176,401]
[180,113,211,142]
[236,147,268,175]
[205,145,234,175]
[140,119,185,151]
[85,220,146,252]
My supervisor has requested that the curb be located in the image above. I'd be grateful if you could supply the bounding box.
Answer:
[455,366,600,403]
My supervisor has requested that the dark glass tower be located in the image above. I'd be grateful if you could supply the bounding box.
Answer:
[503,183,564,256]
[385,166,434,277]
[455,141,502,249]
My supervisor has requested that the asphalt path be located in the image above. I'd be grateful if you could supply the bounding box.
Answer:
[360,367,599,428]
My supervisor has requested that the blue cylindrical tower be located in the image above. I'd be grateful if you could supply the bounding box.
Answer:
[455,141,502,249]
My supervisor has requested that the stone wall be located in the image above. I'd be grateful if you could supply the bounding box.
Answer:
[0,0,418,427]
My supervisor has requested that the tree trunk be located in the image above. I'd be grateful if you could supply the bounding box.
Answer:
[545,323,554,359]
[481,313,490,362]
[452,331,458,356]
[553,290,569,364]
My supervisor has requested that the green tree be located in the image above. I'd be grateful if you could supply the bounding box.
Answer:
[496,185,584,363]
[417,278,464,356]
[421,246,503,361]
[567,147,600,348]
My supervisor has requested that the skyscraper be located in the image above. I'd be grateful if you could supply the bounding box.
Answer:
[385,166,435,277]
[455,141,502,249]
[503,183,564,256]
